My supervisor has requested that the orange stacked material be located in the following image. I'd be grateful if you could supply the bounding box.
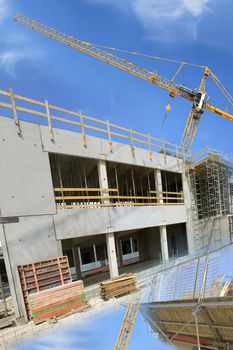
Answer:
[29,280,87,324]
[18,256,72,318]
[100,273,136,300]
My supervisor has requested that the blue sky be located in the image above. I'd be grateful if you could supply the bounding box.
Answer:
[0,1,232,348]
[12,305,174,350]
[1,2,232,348]
[0,0,232,154]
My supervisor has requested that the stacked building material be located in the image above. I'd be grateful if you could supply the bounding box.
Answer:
[18,256,72,318]
[226,280,233,296]
[29,280,87,324]
[100,273,136,300]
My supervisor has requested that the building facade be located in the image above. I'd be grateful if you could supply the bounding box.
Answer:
[0,107,193,318]
[1,89,231,320]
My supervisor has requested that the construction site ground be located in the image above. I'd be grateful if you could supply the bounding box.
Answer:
[0,255,191,349]
[0,296,120,349]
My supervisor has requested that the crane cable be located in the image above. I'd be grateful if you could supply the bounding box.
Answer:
[89,42,206,69]
[91,42,233,107]
[209,70,233,107]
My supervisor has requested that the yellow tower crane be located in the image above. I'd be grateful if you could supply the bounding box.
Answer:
[114,290,142,350]
[14,12,233,149]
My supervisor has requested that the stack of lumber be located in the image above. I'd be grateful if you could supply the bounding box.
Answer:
[29,280,87,324]
[100,273,136,300]
[226,280,233,296]
[18,256,72,318]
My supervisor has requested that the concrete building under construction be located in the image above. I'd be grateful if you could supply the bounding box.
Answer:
[0,89,232,326]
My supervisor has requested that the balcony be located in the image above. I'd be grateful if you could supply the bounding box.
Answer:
[54,187,184,209]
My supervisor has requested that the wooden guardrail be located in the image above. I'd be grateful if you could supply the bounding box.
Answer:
[0,88,190,159]
[54,188,184,209]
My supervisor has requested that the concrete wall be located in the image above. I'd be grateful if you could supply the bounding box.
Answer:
[0,115,191,318]
[39,122,184,173]
[54,205,187,239]
[0,215,62,318]
[0,117,56,217]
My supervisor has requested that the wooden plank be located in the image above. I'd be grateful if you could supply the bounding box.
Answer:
[55,195,184,200]
[54,187,118,192]
[100,273,136,300]
[0,89,189,157]
[56,202,184,209]
[18,256,72,318]
[29,281,87,324]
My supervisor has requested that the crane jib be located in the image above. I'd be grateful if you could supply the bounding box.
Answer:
[14,12,233,149]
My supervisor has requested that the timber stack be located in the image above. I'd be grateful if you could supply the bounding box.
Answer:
[29,280,87,324]
[100,273,136,300]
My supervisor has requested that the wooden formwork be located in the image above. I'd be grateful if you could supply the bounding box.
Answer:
[18,256,72,318]
[29,280,87,324]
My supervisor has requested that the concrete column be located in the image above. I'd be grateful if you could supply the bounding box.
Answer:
[93,244,97,262]
[72,242,82,280]
[106,230,119,278]
[182,172,195,255]
[154,169,163,203]
[97,159,110,203]
[160,225,169,262]
[0,225,21,319]
[116,239,123,268]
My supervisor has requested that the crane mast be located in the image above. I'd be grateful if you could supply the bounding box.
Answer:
[114,291,142,350]
[180,67,209,149]
[14,12,233,149]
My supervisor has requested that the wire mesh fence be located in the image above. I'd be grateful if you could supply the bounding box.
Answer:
[149,242,233,302]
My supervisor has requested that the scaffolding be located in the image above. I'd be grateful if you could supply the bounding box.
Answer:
[187,148,233,252]
[145,243,233,350]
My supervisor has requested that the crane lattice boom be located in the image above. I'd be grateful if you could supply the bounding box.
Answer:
[114,291,142,350]
[14,12,233,149]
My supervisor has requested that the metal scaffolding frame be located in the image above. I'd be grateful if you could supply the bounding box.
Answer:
[187,148,233,252]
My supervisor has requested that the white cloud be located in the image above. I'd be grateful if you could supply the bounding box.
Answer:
[0,50,21,76]
[85,0,210,42]
[0,0,10,23]
[0,47,45,77]
[31,332,87,350]
[0,0,48,77]
[133,0,209,21]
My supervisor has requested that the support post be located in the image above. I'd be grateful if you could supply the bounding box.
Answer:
[154,169,163,204]
[9,88,21,135]
[45,99,54,141]
[129,128,135,157]
[148,133,152,160]
[182,172,195,255]
[97,159,110,204]
[116,239,123,269]
[0,221,21,318]
[72,242,82,280]
[160,225,169,263]
[106,230,119,278]
[106,120,113,153]
[80,113,87,148]
[93,244,97,262]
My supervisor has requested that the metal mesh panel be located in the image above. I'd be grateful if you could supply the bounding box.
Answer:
[149,243,233,302]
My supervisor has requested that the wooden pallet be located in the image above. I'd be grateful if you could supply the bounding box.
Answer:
[100,273,136,300]
[18,256,72,318]
[29,281,87,325]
